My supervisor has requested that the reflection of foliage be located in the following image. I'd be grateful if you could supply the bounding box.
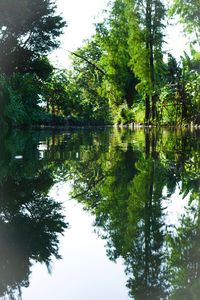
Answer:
[70,130,169,299]
[167,201,200,300]
[0,128,199,299]
[0,131,68,299]
[0,196,67,298]
[68,128,200,300]
[124,158,168,300]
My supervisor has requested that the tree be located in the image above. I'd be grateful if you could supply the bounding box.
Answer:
[96,0,138,110]
[43,69,69,116]
[70,39,111,125]
[126,0,166,124]
[170,0,200,47]
[0,0,66,74]
[68,0,138,125]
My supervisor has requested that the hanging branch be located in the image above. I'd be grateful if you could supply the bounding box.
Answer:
[69,50,106,75]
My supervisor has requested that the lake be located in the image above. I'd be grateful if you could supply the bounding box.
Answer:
[0,128,199,300]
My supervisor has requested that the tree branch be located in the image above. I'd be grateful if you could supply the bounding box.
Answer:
[69,50,106,75]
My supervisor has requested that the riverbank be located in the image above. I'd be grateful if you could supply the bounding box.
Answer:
[29,122,200,131]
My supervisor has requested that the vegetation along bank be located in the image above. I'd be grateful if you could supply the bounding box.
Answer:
[0,0,199,128]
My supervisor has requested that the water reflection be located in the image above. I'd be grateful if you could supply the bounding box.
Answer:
[0,131,68,299]
[68,128,200,299]
[0,128,199,299]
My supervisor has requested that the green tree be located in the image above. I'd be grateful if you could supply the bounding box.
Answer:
[70,39,111,125]
[126,0,166,124]
[96,0,138,116]
[0,0,66,74]
[170,0,200,46]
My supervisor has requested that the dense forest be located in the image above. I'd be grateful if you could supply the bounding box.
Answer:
[0,0,200,128]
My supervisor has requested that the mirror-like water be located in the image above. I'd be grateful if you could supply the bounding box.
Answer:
[0,128,199,300]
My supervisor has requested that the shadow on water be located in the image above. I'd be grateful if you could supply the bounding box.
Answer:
[0,128,199,299]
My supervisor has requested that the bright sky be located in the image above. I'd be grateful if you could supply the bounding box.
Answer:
[49,0,109,68]
[49,0,189,69]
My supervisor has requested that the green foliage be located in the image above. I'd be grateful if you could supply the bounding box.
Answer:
[170,0,200,46]
[126,0,166,123]
[65,0,140,125]
[0,0,66,128]
[0,72,66,127]
[159,53,200,124]
[185,72,200,123]
[61,128,199,299]
[0,130,68,297]
[96,0,138,109]
[30,56,54,80]
[0,74,28,126]
[0,128,199,297]
[69,40,112,125]
[133,102,145,123]
[125,0,151,96]
[63,0,199,126]
[0,0,66,74]
[0,0,199,127]
[43,69,69,115]
[159,84,178,124]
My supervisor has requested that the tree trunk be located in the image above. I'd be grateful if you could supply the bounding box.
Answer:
[149,20,156,123]
[145,95,151,125]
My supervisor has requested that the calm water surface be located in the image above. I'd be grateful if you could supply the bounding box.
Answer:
[0,128,199,300]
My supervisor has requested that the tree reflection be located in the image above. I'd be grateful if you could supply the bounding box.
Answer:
[0,128,199,299]
[124,159,167,299]
[0,131,68,299]
[69,128,200,300]
[70,130,167,299]
[167,198,200,299]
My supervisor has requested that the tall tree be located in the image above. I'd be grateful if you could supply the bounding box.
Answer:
[96,0,138,110]
[126,0,165,124]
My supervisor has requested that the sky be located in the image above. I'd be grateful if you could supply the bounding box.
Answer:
[49,0,189,69]
[49,0,109,68]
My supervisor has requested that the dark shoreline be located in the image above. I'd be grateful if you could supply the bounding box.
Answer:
[29,123,200,130]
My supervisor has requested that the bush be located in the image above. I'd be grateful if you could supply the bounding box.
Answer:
[0,74,28,127]
[133,102,145,124]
